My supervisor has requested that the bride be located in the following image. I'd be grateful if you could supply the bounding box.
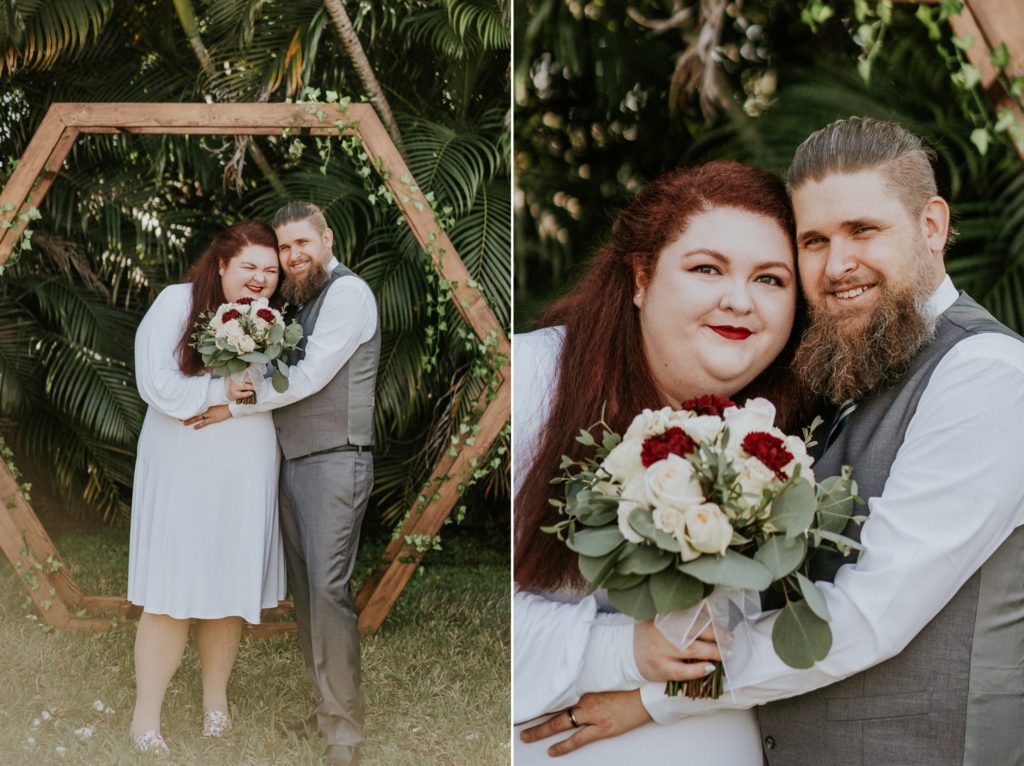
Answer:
[514,161,810,762]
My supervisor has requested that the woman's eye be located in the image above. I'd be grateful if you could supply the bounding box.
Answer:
[755,274,784,287]
[855,226,876,235]
[692,264,720,275]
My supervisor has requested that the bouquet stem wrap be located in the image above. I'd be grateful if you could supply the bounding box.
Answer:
[655,587,760,699]
[230,364,262,405]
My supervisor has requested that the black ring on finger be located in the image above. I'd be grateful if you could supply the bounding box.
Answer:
[566,707,580,728]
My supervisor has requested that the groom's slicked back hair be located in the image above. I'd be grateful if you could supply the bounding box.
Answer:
[787,116,938,218]
[273,200,328,233]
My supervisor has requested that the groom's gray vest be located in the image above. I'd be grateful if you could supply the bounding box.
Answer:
[758,293,1024,766]
[273,264,380,460]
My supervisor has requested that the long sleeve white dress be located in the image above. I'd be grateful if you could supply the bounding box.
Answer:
[127,283,285,624]
[513,327,762,764]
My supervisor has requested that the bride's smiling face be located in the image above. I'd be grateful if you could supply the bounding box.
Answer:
[218,244,280,301]
[633,206,797,407]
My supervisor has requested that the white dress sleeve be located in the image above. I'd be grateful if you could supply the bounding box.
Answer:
[134,283,227,419]
[513,328,645,723]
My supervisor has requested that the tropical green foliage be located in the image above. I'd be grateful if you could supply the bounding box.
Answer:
[515,1,1024,334]
[0,0,510,526]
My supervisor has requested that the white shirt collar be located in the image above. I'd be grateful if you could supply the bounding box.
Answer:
[326,256,340,273]
[926,273,958,318]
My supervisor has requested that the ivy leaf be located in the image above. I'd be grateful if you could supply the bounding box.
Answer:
[952,34,975,51]
[970,127,991,156]
[991,41,1011,70]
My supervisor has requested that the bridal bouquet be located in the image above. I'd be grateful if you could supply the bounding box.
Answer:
[545,395,862,698]
[190,297,304,402]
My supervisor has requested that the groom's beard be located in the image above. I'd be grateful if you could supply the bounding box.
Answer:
[280,264,330,306]
[793,274,937,405]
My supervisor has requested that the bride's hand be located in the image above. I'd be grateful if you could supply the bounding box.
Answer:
[519,690,651,757]
[225,373,255,401]
[634,620,722,683]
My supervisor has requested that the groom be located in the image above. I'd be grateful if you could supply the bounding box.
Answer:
[202,201,380,765]
[528,118,1024,765]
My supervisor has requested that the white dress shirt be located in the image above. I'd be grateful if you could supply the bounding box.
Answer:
[230,257,377,416]
[640,274,1024,722]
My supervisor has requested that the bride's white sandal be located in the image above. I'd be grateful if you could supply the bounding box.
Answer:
[133,730,169,754]
[202,710,232,737]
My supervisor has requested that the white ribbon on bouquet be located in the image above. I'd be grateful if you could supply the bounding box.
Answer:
[654,587,761,700]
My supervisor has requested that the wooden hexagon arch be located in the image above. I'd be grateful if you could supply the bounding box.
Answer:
[0,102,510,636]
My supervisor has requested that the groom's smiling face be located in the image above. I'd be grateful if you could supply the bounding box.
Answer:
[791,169,944,327]
[275,218,334,281]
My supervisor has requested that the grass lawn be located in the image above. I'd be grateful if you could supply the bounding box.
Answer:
[0,507,510,765]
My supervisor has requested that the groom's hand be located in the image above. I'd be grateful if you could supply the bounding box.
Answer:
[183,404,232,429]
[634,620,723,683]
[520,690,651,757]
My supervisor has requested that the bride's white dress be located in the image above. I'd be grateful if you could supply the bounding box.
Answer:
[127,283,285,625]
[513,327,762,764]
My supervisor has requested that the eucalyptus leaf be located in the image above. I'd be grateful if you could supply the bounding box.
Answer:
[606,580,657,621]
[628,507,681,552]
[276,359,289,376]
[226,357,249,374]
[271,369,288,393]
[816,475,857,534]
[566,526,625,557]
[576,499,618,527]
[618,543,672,575]
[795,572,831,621]
[268,322,284,343]
[284,324,303,344]
[649,568,704,613]
[578,551,620,589]
[815,528,865,551]
[772,478,816,538]
[603,571,646,590]
[772,600,832,669]
[754,535,807,580]
[678,550,772,590]
[239,351,269,364]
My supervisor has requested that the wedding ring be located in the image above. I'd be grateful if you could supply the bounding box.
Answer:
[566,707,579,728]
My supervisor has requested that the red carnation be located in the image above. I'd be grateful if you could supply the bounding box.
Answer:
[256,308,276,323]
[741,431,793,479]
[641,427,697,467]
[221,309,241,322]
[236,297,255,305]
[680,394,737,417]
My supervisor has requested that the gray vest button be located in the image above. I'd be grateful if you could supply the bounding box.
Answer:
[764,736,776,750]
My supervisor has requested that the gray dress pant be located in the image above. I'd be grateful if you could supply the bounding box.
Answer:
[279,449,372,748]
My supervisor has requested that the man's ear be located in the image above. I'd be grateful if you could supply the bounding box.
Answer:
[920,196,950,258]
[322,227,335,250]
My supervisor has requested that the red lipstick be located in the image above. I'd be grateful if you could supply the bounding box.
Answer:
[709,325,752,340]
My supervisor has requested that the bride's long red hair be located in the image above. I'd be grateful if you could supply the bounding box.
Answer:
[515,161,810,592]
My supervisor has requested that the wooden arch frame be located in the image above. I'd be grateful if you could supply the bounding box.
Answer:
[0,102,510,636]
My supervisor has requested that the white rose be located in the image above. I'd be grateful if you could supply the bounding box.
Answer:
[680,414,723,444]
[652,506,682,536]
[723,397,777,445]
[783,435,815,484]
[681,502,733,556]
[220,318,244,339]
[737,455,779,501]
[235,334,256,354]
[644,453,704,511]
[251,296,270,310]
[617,476,646,544]
[600,435,644,484]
